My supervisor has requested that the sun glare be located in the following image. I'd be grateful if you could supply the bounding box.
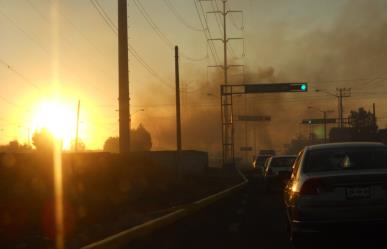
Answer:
[31,100,77,149]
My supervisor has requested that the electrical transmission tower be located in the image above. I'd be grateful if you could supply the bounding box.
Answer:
[203,0,244,165]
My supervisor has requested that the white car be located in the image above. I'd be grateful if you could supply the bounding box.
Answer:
[284,142,387,248]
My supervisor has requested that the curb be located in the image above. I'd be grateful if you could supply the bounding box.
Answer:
[81,170,248,249]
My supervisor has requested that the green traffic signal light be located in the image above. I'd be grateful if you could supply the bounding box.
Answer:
[301,84,307,91]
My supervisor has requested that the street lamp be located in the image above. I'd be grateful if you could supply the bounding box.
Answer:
[307,106,334,143]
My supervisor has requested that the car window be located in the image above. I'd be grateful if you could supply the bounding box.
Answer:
[304,147,387,173]
[269,157,296,168]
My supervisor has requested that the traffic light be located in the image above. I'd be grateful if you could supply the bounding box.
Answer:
[244,83,308,93]
[289,83,308,92]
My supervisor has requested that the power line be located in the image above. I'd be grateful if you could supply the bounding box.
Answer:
[211,0,224,34]
[89,0,175,89]
[0,3,107,95]
[0,94,21,108]
[162,0,204,32]
[229,11,243,30]
[25,0,113,79]
[133,0,207,62]
[195,0,220,64]
[0,7,49,53]
[0,59,42,91]
[89,0,118,33]
[210,0,238,58]
[313,76,387,85]
[45,0,111,60]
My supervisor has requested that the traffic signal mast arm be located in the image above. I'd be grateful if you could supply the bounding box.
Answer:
[220,83,308,95]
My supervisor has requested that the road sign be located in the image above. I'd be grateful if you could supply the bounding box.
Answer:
[245,83,308,93]
[302,118,337,125]
[238,115,271,122]
[240,146,253,151]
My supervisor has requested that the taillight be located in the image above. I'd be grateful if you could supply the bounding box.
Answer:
[300,178,330,195]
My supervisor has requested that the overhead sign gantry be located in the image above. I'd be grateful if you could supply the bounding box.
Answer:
[220,83,308,165]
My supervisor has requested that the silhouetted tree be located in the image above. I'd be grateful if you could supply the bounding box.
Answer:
[348,107,377,131]
[8,140,20,152]
[103,137,119,153]
[32,128,54,152]
[103,124,152,153]
[0,140,32,152]
[132,124,152,151]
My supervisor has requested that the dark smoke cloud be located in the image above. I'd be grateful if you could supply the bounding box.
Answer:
[144,0,387,159]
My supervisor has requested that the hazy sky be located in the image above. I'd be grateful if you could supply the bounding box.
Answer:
[0,0,386,153]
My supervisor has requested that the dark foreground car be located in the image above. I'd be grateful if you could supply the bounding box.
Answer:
[284,142,387,248]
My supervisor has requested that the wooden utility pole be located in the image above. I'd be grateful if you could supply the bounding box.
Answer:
[75,100,80,151]
[336,88,351,128]
[175,46,182,151]
[118,0,130,154]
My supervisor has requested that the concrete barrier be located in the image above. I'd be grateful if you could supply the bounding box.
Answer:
[80,169,248,249]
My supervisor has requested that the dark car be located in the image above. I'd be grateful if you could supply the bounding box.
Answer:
[264,155,296,191]
[253,154,272,174]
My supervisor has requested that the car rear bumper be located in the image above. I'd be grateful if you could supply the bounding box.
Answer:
[265,175,289,186]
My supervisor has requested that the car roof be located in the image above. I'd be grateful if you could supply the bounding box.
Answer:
[306,142,386,151]
[257,154,271,157]
[270,155,296,159]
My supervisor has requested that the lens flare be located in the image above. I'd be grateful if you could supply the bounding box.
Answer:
[31,100,76,149]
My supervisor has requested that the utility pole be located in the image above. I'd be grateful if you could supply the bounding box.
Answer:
[175,46,182,179]
[75,100,80,152]
[175,46,182,152]
[336,88,351,128]
[373,103,377,131]
[205,0,244,165]
[307,106,334,143]
[118,0,130,154]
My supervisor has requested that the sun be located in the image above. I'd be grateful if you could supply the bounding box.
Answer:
[31,100,77,150]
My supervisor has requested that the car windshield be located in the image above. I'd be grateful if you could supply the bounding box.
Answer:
[270,157,296,168]
[304,147,387,172]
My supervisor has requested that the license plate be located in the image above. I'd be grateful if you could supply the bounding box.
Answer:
[346,186,371,200]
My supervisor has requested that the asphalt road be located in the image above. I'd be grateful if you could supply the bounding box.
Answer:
[126,173,387,249]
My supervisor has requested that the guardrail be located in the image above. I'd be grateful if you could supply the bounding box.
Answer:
[81,169,248,249]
